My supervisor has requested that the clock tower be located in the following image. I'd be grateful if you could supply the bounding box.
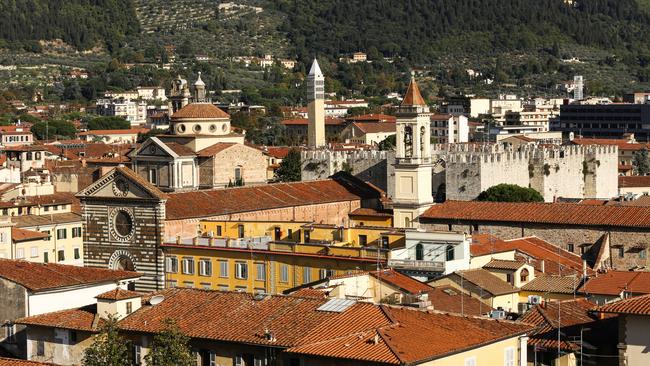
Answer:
[393,75,433,228]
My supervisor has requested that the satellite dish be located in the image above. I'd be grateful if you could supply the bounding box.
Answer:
[149,295,165,305]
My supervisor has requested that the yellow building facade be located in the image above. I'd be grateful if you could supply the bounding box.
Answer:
[162,240,387,294]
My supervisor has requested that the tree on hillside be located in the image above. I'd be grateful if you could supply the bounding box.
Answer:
[378,135,396,151]
[144,318,194,366]
[476,184,544,203]
[633,147,650,175]
[276,148,301,182]
[82,314,130,366]
[137,128,167,143]
[31,120,77,140]
[87,116,131,131]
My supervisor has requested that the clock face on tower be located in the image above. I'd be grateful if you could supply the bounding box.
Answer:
[109,208,135,242]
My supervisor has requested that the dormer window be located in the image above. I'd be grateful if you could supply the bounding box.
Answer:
[520,268,529,282]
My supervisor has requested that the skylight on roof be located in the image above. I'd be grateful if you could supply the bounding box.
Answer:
[316,298,356,312]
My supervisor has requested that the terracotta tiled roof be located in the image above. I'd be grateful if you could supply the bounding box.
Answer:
[0,259,140,292]
[351,122,396,134]
[521,275,582,294]
[346,114,396,123]
[165,177,376,220]
[263,146,292,159]
[426,286,492,316]
[571,138,649,151]
[471,234,591,277]
[161,141,196,156]
[579,271,650,296]
[96,288,143,301]
[349,207,393,217]
[619,176,650,188]
[196,142,237,157]
[519,298,600,351]
[401,77,426,106]
[11,227,48,242]
[598,293,650,315]
[430,114,452,121]
[288,288,329,299]
[483,259,526,271]
[0,357,54,365]
[421,200,650,228]
[370,269,433,294]
[449,268,519,296]
[12,213,82,228]
[16,304,102,332]
[170,103,230,119]
[118,288,381,347]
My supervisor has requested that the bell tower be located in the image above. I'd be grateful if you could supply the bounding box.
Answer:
[393,74,433,228]
[307,59,326,148]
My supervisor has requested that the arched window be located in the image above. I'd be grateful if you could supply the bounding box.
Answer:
[420,126,426,154]
[404,126,413,157]
[520,268,529,282]
[415,243,424,260]
[445,245,455,261]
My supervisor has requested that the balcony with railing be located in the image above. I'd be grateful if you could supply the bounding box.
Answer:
[165,236,388,261]
[387,259,445,272]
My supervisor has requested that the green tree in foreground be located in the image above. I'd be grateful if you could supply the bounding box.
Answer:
[633,147,650,175]
[144,318,194,366]
[276,148,301,182]
[476,184,543,203]
[82,314,130,366]
[87,116,131,130]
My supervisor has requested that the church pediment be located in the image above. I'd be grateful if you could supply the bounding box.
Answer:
[76,166,167,201]
[130,137,178,159]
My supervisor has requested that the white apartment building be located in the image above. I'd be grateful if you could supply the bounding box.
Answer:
[96,97,148,126]
[431,114,469,143]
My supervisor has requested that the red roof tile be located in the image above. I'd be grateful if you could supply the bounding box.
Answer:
[521,275,582,294]
[351,122,396,134]
[571,138,649,151]
[447,268,519,296]
[196,142,237,157]
[426,286,492,316]
[165,178,376,220]
[598,293,650,315]
[346,114,396,123]
[0,259,140,292]
[484,259,526,271]
[11,227,49,242]
[170,103,229,119]
[422,200,650,228]
[619,176,650,188]
[579,271,650,296]
[369,269,433,294]
[519,298,600,351]
[401,77,426,107]
[349,207,393,218]
[16,304,102,332]
[96,288,144,301]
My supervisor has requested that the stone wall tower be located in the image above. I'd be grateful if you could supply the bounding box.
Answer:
[393,75,433,228]
[307,59,326,148]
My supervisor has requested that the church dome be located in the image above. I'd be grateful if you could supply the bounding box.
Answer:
[170,103,229,120]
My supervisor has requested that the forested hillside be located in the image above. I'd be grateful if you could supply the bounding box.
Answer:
[0,0,140,52]
[279,0,650,62]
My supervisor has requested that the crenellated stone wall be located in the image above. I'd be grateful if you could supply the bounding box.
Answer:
[301,150,393,193]
[435,143,619,202]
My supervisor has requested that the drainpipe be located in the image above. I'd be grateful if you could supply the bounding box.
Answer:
[519,335,529,366]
